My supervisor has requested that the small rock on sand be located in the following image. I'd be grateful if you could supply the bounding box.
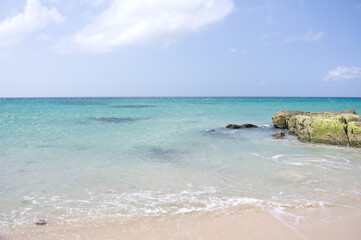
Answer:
[35,219,47,225]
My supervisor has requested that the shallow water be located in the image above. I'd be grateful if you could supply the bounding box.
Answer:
[0,97,361,229]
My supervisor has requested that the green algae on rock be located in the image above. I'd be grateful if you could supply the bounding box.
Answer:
[272,110,361,147]
[272,131,286,139]
[347,117,361,148]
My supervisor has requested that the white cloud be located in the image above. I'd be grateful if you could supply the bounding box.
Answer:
[258,81,267,86]
[229,48,246,54]
[0,0,65,47]
[283,30,324,44]
[322,66,361,82]
[56,0,234,53]
[81,0,107,6]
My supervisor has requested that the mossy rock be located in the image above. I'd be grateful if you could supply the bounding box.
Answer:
[348,121,361,147]
[272,111,306,129]
[271,109,361,148]
[272,131,285,139]
[343,109,357,114]
[306,117,348,146]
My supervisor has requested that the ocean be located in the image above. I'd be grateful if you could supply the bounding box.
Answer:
[1,97,361,231]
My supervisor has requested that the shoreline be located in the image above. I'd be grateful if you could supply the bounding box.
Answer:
[3,206,361,240]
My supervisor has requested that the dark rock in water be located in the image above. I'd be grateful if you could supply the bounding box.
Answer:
[90,117,140,123]
[272,131,285,139]
[147,147,180,161]
[272,110,361,147]
[59,102,106,105]
[111,105,154,108]
[226,124,258,129]
[149,147,176,156]
[35,219,47,225]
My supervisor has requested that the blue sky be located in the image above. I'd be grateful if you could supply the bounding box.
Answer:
[0,0,361,97]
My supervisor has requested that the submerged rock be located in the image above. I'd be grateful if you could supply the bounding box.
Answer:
[90,117,140,123]
[59,102,105,105]
[272,110,361,147]
[35,219,47,225]
[111,105,154,108]
[273,131,285,139]
[226,124,258,129]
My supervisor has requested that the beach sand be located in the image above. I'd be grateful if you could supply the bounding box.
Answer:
[2,206,361,240]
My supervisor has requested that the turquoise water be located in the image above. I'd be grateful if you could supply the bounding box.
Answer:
[1,97,361,228]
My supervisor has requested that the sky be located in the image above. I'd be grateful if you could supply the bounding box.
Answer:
[0,0,361,97]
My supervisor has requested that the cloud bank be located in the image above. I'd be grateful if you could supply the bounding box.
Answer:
[284,30,324,44]
[0,0,64,47]
[57,0,234,53]
[323,66,361,82]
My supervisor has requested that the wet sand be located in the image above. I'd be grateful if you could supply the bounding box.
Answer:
[2,206,361,240]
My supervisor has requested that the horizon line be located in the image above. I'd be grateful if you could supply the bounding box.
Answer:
[2,96,361,99]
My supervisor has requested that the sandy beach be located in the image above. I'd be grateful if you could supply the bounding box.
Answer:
[3,206,361,240]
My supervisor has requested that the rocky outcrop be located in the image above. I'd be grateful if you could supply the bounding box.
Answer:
[347,118,361,147]
[272,110,361,147]
[273,131,285,139]
[226,124,258,129]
